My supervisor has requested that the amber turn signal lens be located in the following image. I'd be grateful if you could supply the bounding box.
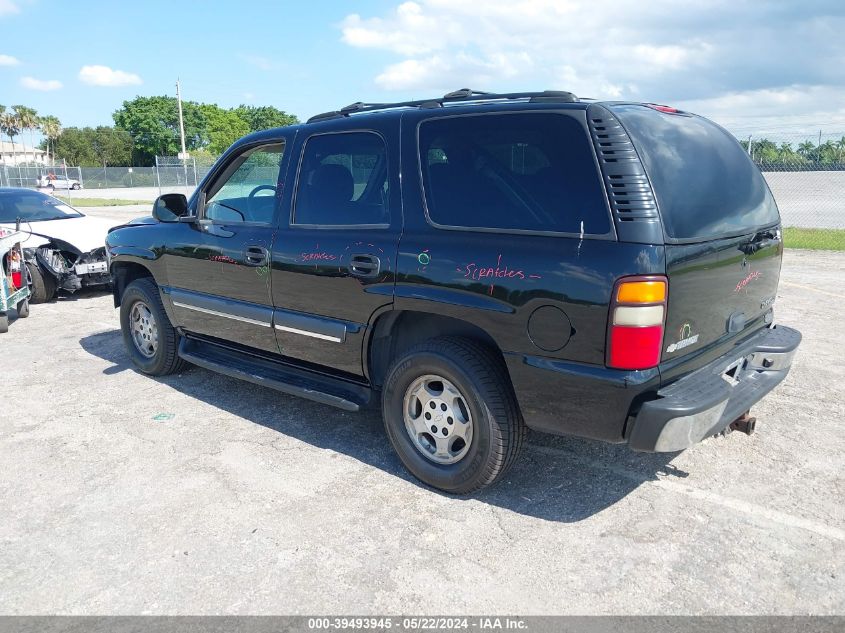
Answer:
[616,280,666,304]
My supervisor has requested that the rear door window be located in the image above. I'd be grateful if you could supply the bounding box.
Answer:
[611,104,780,240]
[418,113,611,235]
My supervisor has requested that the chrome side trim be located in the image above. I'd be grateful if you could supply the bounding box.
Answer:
[274,323,343,343]
[172,301,272,328]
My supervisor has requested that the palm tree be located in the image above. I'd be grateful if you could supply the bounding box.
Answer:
[0,109,22,163]
[13,105,38,166]
[40,115,62,166]
[797,140,815,159]
[0,109,22,183]
[836,136,845,165]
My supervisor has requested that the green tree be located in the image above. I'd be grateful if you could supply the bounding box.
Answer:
[12,105,39,165]
[201,104,250,154]
[232,104,298,132]
[797,140,816,159]
[53,127,98,166]
[113,96,208,165]
[93,126,133,166]
[0,107,22,162]
[40,115,62,165]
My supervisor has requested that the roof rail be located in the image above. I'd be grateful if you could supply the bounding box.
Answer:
[306,89,579,123]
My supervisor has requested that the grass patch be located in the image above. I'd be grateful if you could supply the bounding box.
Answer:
[783,227,845,251]
[57,197,149,207]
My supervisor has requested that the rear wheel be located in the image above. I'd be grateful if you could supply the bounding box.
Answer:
[382,336,526,494]
[119,278,186,376]
[27,262,56,304]
[71,183,81,190]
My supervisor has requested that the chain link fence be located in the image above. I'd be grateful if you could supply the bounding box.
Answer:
[734,130,845,250]
[0,160,214,195]
[0,164,83,189]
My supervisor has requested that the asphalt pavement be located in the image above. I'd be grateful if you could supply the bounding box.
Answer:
[0,248,842,614]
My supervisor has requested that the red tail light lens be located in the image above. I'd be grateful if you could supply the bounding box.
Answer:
[607,276,668,370]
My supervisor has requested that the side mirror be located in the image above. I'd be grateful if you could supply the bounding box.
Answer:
[152,193,189,222]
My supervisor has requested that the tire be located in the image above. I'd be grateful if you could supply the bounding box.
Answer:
[71,183,81,190]
[119,277,186,376]
[27,262,56,304]
[17,298,30,318]
[0,313,8,333]
[382,336,526,494]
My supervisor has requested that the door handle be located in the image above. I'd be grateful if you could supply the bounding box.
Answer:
[349,254,380,278]
[244,245,268,266]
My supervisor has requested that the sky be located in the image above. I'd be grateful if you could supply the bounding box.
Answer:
[1,0,844,146]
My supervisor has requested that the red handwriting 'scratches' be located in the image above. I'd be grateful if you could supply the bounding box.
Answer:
[735,270,762,293]
[462,262,526,280]
[299,252,338,262]
[457,254,542,295]
[209,255,238,265]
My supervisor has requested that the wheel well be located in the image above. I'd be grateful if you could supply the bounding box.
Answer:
[111,262,153,307]
[368,311,503,388]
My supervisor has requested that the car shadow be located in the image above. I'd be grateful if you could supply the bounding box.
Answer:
[56,287,112,302]
[79,329,685,523]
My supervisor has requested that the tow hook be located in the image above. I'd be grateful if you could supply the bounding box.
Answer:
[730,412,757,436]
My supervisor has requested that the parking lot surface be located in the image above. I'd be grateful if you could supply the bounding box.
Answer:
[0,249,843,614]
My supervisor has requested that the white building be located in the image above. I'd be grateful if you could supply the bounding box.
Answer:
[0,141,47,166]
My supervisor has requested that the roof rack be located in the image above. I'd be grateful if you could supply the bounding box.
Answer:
[306,89,579,124]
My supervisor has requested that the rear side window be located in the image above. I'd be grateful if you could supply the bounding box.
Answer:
[418,113,610,235]
[293,132,390,226]
[611,104,780,240]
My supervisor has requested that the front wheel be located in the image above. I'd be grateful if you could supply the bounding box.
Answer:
[119,278,186,376]
[17,298,30,318]
[382,336,526,494]
[27,262,56,304]
[71,183,81,190]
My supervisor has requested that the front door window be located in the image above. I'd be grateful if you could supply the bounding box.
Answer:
[205,143,285,224]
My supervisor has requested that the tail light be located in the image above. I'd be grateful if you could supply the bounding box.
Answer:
[7,248,23,290]
[607,276,667,370]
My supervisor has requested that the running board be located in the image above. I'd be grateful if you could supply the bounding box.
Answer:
[178,337,371,412]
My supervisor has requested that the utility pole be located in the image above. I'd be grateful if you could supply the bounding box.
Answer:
[176,79,188,160]
[176,79,190,193]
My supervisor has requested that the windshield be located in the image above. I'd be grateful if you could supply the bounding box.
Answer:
[0,190,84,223]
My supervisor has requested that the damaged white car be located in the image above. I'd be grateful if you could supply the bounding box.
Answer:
[0,188,116,303]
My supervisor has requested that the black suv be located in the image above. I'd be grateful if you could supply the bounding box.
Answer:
[106,89,801,493]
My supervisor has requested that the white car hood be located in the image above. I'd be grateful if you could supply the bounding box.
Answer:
[0,215,118,253]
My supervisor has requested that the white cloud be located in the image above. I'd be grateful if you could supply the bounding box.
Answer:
[376,51,532,91]
[78,64,142,87]
[677,85,845,139]
[0,53,20,66]
[20,76,62,91]
[0,0,20,17]
[338,0,845,132]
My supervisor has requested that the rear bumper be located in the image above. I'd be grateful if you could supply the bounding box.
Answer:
[628,324,801,452]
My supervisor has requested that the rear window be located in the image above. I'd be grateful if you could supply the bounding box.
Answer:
[418,113,610,235]
[612,104,779,240]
